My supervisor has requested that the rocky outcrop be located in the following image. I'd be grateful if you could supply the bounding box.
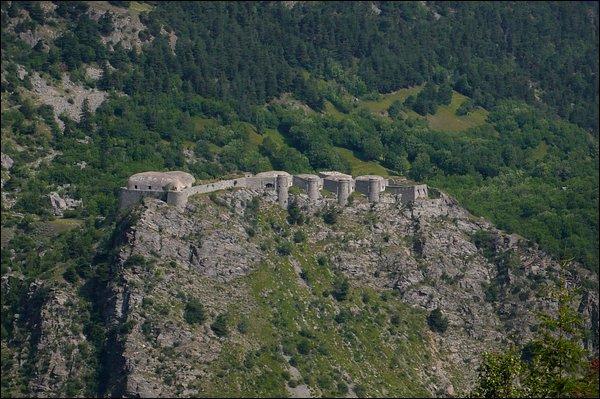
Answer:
[101,188,598,397]
[1,153,14,170]
[0,277,96,398]
[49,192,82,216]
[29,72,107,130]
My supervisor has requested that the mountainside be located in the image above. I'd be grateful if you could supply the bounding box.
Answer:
[4,188,597,397]
[1,1,598,397]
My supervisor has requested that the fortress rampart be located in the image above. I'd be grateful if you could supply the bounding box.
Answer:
[118,170,428,211]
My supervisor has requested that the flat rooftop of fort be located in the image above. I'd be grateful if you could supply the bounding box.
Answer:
[127,171,195,191]
[355,175,387,181]
[318,171,353,180]
[253,170,292,178]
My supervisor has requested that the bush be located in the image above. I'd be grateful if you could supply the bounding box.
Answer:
[427,307,448,333]
[184,298,206,325]
[317,254,328,267]
[277,241,293,256]
[484,283,498,302]
[332,276,350,301]
[334,309,351,324]
[237,320,248,334]
[472,230,497,261]
[293,230,307,243]
[323,206,339,225]
[337,381,349,395]
[287,200,304,225]
[297,338,311,355]
[354,384,367,398]
[211,313,229,337]
[62,266,78,283]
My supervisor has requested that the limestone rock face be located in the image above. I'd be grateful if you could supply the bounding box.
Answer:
[1,153,14,170]
[0,276,96,398]
[99,188,597,398]
[49,192,82,216]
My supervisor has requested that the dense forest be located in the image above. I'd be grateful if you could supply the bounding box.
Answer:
[2,1,597,273]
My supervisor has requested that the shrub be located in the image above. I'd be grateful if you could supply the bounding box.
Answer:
[354,384,367,397]
[427,307,448,333]
[297,338,311,355]
[317,254,328,267]
[184,298,206,325]
[293,230,307,243]
[237,320,248,334]
[334,309,351,324]
[337,381,349,395]
[317,374,333,390]
[322,205,339,225]
[332,276,350,301]
[211,313,229,337]
[62,266,78,283]
[277,241,293,256]
[472,230,496,261]
[287,200,304,225]
[484,283,499,302]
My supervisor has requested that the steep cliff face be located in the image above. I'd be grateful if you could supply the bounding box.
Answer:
[0,276,97,397]
[101,188,598,397]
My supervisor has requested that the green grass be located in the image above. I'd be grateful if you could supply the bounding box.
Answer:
[41,218,84,236]
[356,87,488,133]
[192,116,219,133]
[128,1,154,13]
[323,101,346,120]
[334,147,390,177]
[531,141,548,161]
[359,85,423,115]
[262,129,286,146]
[426,92,488,132]
[196,203,442,397]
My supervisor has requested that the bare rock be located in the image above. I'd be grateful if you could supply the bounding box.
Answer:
[1,153,14,170]
[49,192,82,216]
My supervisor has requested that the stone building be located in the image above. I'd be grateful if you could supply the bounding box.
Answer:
[245,171,292,189]
[355,175,387,202]
[386,183,428,203]
[319,172,354,205]
[119,171,195,211]
[293,174,322,200]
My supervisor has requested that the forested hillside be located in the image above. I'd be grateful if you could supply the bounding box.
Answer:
[1,2,598,397]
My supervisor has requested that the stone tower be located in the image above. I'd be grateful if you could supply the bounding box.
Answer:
[337,179,351,206]
[307,176,320,201]
[368,177,380,203]
[276,174,289,208]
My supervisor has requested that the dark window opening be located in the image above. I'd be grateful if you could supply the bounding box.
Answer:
[134,185,138,189]
[148,186,152,190]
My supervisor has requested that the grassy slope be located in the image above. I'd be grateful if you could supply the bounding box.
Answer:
[426,93,488,132]
[359,86,423,115]
[347,86,489,133]
[199,204,437,397]
[334,147,390,177]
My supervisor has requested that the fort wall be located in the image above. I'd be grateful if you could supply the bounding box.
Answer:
[119,188,167,211]
[119,170,428,212]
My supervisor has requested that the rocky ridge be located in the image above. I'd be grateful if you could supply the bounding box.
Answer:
[98,187,598,397]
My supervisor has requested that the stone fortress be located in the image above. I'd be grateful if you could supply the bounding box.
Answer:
[118,170,428,211]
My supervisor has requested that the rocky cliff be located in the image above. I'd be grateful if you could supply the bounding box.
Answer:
[94,188,597,397]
